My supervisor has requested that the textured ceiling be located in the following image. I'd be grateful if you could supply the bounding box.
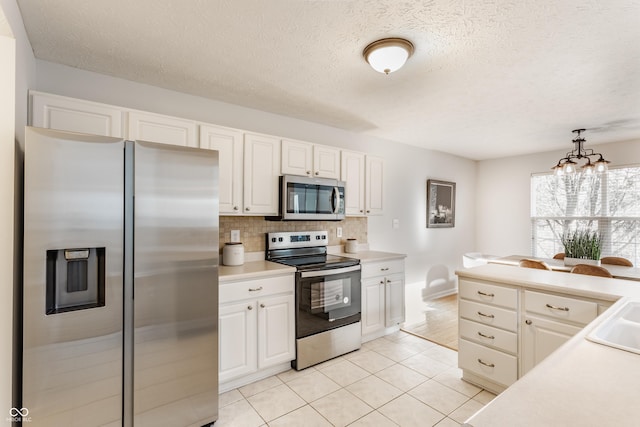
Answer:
[16,0,640,160]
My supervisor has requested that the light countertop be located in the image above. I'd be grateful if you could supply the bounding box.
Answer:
[219,261,295,283]
[458,264,640,426]
[219,249,405,282]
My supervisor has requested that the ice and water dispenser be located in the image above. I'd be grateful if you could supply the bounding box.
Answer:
[46,247,106,314]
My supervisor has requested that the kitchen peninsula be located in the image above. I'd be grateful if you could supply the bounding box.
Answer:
[457,264,640,427]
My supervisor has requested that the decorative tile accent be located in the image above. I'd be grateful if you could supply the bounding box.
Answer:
[219,216,368,252]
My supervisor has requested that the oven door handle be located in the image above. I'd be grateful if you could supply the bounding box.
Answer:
[300,264,361,278]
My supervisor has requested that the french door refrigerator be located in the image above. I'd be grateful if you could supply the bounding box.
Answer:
[22,127,219,426]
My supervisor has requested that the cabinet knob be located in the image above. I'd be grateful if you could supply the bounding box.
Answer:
[380,280,384,285]
[366,210,370,213]
[306,171,311,175]
[260,303,265,308]
[233,206,239,211]
[315,172,319,176]
[525,319,532,325]
[245,207,250,211]
[247,305,253,310]
[360,210,364,213]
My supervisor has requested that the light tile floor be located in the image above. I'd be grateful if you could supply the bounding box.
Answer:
[217,331,496,426]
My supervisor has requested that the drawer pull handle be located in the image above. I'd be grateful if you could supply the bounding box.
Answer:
[477,331,495,339]
[545,303,569,312]
[478,358,495,368]
[477,290,495,297]
[380,267,390,271]
[249,286,263,292]
[477,311,495,319]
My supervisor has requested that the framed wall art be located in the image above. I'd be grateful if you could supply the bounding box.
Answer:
[427,179,456,228]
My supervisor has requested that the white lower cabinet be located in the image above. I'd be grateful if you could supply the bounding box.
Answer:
[219,275,294,388]
[521,290,599,376]
[458,278,518,394]
[458,277,613,393]
[361,258,405,341]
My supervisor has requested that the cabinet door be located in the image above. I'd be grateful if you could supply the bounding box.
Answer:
[281,139,312,176]
[521,314,582,376]
[365,156,384,215]
[219,301,258,382]
[362,278,385,336]
[313,145,341,179]
[200,125,244,214]
[30,92,123,137]
[258,294,295,368]
[385,274,405,327]
[244,133,281,215]
[127,111,197,147]
[341,150,366,216]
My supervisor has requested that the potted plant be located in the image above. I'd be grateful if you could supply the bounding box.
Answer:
[560,229,602,266]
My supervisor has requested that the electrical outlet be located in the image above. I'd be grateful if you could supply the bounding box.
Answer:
[230,229,240,242]
[337,227,343,238]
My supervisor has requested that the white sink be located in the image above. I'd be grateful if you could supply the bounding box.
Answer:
[587,300,640,355]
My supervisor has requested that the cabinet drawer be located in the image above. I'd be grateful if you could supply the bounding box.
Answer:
[459,318,517,354]
[524,290,598,325]
[361,259,404,278]
[459,339,517,387]
[220,275,293,303]
[459,300,517,332]
[459,279,518,309]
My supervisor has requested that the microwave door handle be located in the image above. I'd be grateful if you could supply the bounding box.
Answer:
[332,186,339,214]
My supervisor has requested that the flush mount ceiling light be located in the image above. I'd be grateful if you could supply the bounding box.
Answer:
[552,129,610,176]
[363,38,414,75]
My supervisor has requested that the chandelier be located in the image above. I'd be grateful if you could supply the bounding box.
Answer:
[552,129,610,176]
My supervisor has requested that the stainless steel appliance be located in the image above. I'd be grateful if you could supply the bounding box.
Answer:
[22,127,219,426]
[266,231,361,370]
[269,174,346,221]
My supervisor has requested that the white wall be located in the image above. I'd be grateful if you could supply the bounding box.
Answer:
[476,138,640,256]
[35,60,477,299]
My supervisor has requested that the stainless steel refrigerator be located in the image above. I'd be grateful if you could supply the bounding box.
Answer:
[22,127,219,426]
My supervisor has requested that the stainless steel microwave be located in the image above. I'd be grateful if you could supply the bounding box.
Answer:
[270,174,345,221]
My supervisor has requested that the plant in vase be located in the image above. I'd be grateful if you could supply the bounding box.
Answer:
[560,229,602,266]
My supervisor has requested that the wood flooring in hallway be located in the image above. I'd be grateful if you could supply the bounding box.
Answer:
[401,294,458,351]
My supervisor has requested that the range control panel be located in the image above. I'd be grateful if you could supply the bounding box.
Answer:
[267,231,328,250]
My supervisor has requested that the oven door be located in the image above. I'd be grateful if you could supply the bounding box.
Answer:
[296,265,361,339]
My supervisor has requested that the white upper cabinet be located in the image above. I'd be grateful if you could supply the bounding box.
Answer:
[281,139,313,176]
[365,155,384,216]
[30,91,123,137]
[199,124,244,214]
[341,150,366,216]
[281,139,340,179]
[244,133,281,215]
[127,111,197,147]
[313,145,341,179]
[341,151,384,216]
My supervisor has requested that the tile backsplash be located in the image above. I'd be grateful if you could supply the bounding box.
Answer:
[220,216,368,252]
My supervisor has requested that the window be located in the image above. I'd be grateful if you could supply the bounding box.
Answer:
[531,165,640,266]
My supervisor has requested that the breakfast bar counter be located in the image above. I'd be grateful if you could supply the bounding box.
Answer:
[459,264,640,427]
[491,254,640,281]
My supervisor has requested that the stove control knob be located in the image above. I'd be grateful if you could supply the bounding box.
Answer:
[271,238,276,242]
[278,237,283,242]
